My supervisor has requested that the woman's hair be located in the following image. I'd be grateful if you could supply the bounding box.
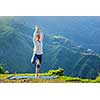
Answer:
[36,34,40,37]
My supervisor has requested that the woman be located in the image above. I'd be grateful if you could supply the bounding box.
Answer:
[31,25,43,78]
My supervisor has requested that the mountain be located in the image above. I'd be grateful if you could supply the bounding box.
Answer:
[0,17,33,73]
[43,35,100,79]
[0,17,100,79]
[14,16,100,53]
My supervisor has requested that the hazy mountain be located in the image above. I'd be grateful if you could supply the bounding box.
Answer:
[14,16,100,53]
[43,35,100,79]
[0,17,33,73]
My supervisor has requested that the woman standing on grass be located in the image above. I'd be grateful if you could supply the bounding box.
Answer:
[31,25,43,78]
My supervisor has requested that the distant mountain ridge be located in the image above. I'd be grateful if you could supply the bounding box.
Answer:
[14,16,100,53]
[44,35,100,79]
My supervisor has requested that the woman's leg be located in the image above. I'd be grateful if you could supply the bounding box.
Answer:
[35,55,42,78]
[35,59,40,77]
[31,54,37,64]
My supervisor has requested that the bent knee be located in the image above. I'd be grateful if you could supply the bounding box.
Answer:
[36,59,41,65]
[31,60,35,64]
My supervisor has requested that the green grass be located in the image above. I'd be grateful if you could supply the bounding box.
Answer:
[0,68,100,83]
[0,73,100,83]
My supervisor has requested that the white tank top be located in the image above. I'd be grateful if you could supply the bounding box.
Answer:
[33,32,43,55]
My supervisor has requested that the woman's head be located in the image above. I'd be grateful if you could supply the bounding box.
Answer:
[36,34,40,42]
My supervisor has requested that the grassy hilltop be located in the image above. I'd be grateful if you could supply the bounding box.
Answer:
[0,68,100,83]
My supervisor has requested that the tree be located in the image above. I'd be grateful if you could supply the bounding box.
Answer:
[0,65,5,74]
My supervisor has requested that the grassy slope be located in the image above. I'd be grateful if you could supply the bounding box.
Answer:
[0,73,100,83]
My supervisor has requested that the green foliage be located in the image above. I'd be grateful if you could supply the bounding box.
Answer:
[0,65,5,74]
[95,73,100,82]
[60,76,80,82]
[47,68,64,76]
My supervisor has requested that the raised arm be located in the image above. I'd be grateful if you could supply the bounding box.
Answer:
[33,31,37,44]
[40,31,43,41]
[33,25,43,43]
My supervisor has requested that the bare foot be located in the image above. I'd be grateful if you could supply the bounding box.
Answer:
[35,75,40,78]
